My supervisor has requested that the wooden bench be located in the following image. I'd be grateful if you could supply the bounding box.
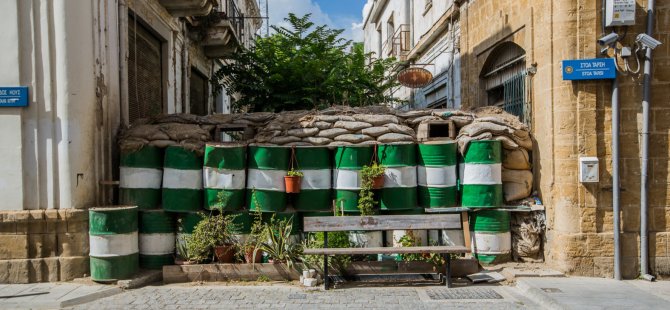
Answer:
[303,212,471,289]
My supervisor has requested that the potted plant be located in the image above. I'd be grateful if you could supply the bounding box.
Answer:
[253,215,303,269]
[187,212,238,263]
[175,234,196,265]
[284,168,303,193]
[361,163,385,189]
[357,163,386,215]
[240,209,264,264]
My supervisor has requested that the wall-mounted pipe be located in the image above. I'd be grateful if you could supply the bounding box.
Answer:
[612,76,621,280]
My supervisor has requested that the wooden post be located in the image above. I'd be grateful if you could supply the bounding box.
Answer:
[323,231,329,290]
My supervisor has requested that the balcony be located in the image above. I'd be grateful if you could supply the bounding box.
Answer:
[382,24,410,61]
[197,0,244,58]
[159,0,216,17]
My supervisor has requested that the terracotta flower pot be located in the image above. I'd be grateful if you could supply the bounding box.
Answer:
[284,175,302,193]
[371,175,385,189]
[214,244,236,263]
[244,249,263,263]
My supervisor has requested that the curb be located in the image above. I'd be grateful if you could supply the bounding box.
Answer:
[515,279,567,310]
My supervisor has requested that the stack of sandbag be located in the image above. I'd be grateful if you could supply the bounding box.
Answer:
[456,107,533,202]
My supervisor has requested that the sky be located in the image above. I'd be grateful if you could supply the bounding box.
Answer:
[266,0,368,42]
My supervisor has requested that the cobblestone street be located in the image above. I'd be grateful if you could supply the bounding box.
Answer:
[70,284,536,310]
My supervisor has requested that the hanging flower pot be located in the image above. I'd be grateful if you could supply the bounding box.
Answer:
[214,244,236,263]
[285,169,303,193]
[372,175,385,189]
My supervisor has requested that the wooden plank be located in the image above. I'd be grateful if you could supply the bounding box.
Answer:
[303,246,470,255]
[303,214,462,232]
[461,211,471,250]
[423,207,470,213]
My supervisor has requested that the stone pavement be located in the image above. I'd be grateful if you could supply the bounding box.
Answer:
[0,282,121,309]
[68,283,539,310]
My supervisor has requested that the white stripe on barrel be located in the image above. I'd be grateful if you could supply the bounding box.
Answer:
[90,232,139,257]
[139,233,176,255]
[247,169,286,191]
[417,166,457,188]
[471,231,511,254]
[461,163,502,185]
[162,168,203,189]
[332,169,362,190]
[301,169,331,190]
[383,166,418,188]
[120,167,162,189]
[203,167,246,190]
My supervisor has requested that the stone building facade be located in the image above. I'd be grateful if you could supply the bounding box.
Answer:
[365,0,670,278]
[0,0,261,283]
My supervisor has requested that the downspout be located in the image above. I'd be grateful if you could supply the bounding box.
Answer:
[640,0,656,282]
[612,76,621,280]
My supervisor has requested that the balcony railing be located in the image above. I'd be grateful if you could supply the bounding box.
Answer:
[382,24,410,60]
[220,0,243,41]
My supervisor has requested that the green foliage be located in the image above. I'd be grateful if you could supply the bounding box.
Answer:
[397,233,446,266]
[286,168,304,177]
[211,13,401,112]
[186,212,239,263]
[302,231,353,271]
[252,215,303,269]
[357,163,385,216]
[256,274,270,282]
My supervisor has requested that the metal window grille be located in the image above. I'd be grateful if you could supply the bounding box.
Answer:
[503,72,528,125]
[128,17,163,123]
[189,69,208,116]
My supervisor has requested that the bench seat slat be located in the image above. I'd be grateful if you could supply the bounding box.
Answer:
[303,246,471,255]
[303,214,462,232]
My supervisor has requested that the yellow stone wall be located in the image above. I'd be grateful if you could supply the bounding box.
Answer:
[459,0,670,277]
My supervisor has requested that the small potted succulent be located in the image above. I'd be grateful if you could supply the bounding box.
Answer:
[284,168,304,193]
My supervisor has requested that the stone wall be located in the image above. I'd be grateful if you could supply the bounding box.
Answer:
[458,0,670,278]
[0,210,89,283]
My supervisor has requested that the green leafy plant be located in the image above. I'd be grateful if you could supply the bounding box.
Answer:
[253,215,303,269]
[397,233,446,266]
[237,207,265,263]
[302,231,352,272]
[211,13,401,112]
[186,212,239,263]
[357,163,385,215]
[286,168,304,177]
[256,274,270,282]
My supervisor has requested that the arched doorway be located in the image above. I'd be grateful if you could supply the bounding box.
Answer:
[480,42,528,125]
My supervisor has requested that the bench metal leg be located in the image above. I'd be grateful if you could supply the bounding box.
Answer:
[323,232,329,290]
[445,254,452,288]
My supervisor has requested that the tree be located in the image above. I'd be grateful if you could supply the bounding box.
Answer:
[211,13,400,112]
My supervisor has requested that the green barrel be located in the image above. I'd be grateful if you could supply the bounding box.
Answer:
[247,146,289,212]
[378,143,417,211]
[293,147,332,212]
[461,140,503,208]
[227,211,255,244]
[89,206,139,282]
[333,145,374,213]
[138,210,175,269]
[470,210,511,264]
[203,143,247,211]
[162,146,203,213]
[119,146,163,210]
[417,141,458,208]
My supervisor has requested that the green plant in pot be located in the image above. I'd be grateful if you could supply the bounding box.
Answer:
[187,212,239,263]
[285,168,304,193]
[175,233,198,265]
[253,215,303,269]
[239,208,264,264]
[358,163,386,215]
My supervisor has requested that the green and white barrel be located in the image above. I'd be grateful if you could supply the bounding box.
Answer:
[228,211,254,244]
[333,146,374,213]
[162,146,203,212]
[203,143,246,211]
[383,209,427,247]
[176,212,204,249]
[139,210,175,269]
[119,146,163,210]
[417,141,458,208]
[461,140,503,209]
[294,147,332,212]
[378,143,417,211]
[89,206,139,282]
[428,229,465,247]
[247,145,289,212]
[470,210,511,264]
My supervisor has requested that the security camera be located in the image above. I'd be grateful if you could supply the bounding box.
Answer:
[598,32,619,46]
[636,33,662,50]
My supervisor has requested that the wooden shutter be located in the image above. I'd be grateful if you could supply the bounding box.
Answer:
[128,17,163,123]
[189,69,208,116]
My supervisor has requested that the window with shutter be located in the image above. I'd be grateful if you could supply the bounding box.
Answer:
[128,16,163,123]
[189,69,208,116]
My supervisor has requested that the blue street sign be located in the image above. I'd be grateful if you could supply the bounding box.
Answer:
[0,87,29,107]
[562,58,617,80]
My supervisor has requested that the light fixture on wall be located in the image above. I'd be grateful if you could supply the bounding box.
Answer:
[397,67,433,88]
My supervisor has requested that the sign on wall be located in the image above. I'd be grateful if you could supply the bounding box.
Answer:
[562,58,617,81]
[0,87,29,107]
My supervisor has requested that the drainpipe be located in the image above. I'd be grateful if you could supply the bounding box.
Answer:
[640,0,656,282]
[612,76,621,280]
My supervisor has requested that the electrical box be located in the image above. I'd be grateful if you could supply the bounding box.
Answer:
[579,157,600,183]
[605,0,636,27]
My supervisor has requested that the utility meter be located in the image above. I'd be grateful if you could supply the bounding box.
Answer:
[605,0,636,27]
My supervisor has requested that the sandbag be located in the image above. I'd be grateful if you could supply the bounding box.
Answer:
[287,127,319,138]
[303,137,333,146]
[377,133,415,143]
[314,121,332,130]
[159,123,210,141]
[396,110,431,118]
[406,115,440,126]
[270,136,302,144]
[126,124,170,141]
[385,123,415,136]
[362,126,391,137]
[318,128,351,138]
[352,114,400,126]
[495,135,520,150]
[149,139,178,148]
[502,169,533,202]
[241,112,274,123]
[334,134,374,143]
[328,141,352,147]
[334,121,373,131]
[254,130,282,143]
[314,115,355,123]
[503,148,531,170]
[285,142,312,146]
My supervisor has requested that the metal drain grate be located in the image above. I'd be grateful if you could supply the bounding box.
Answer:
[425,288,503,300]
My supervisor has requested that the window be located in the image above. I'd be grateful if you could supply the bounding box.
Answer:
[128,15,163,123]
[189,69,208,116]
[376,26,383,57]
[387,16,395,43]
[480,42,528,125]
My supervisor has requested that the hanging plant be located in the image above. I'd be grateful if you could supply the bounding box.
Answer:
[284,147,303,193]
[357,145,385,216]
